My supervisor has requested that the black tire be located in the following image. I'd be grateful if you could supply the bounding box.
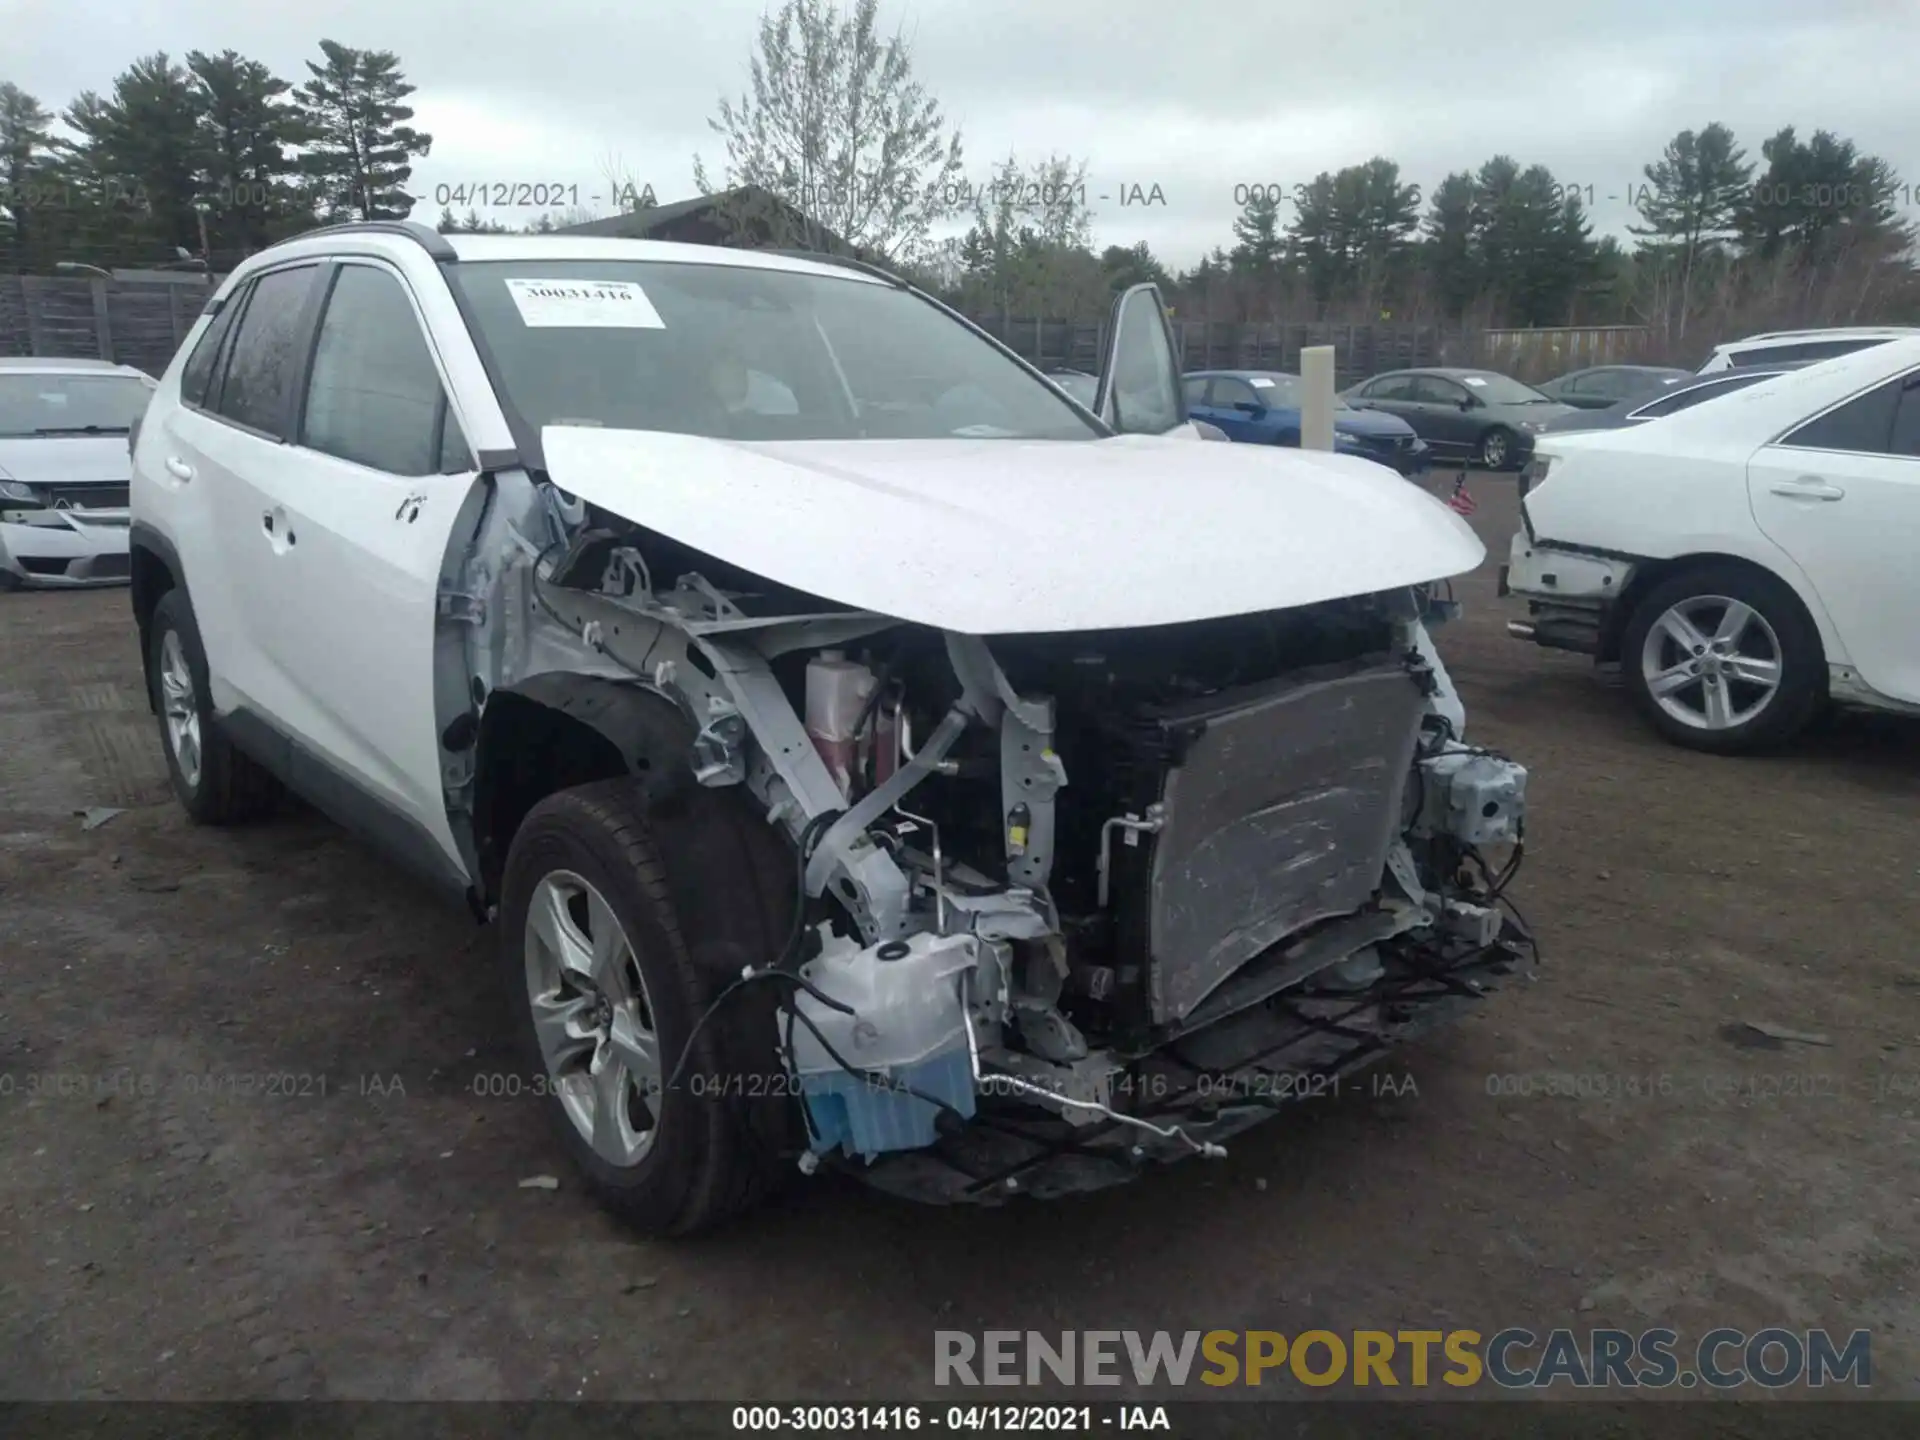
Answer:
[1477,426,1516,470]
[1620,563,1826,754]
[148,588,282,823]
[498,778,798,1235]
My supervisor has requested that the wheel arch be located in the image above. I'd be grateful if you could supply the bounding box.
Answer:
[470,673,701,908]
[1599,550,1832,670]
[129,521,185,713]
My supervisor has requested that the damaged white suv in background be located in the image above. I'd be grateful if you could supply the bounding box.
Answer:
[130,225,1532,1234]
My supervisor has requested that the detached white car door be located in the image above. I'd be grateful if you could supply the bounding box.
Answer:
[1746,364,1920,705]
[245,258,484,881]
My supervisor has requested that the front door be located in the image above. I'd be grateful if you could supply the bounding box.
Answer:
[1412,375,1478,455]
[241,258,487,881]
[1747,365,1920,704]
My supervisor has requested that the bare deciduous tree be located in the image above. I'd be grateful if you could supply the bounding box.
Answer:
[692,0,964,262]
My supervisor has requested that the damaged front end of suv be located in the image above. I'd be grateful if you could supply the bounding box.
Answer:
[443,475,1531,1215]
[424,271,1532,1227]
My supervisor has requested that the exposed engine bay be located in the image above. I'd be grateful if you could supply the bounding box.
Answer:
[449,478,1534,1203]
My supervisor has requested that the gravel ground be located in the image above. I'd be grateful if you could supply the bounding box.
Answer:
[2,471,1917,1403]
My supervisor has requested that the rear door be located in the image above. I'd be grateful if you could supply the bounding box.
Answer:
[243,258,488,880]
[1182,375,1222,429]
[157,261,325,724]
[1747,366,1920,704]
[1354,373,1421,428]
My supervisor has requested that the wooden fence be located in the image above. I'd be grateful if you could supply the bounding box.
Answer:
[0,275,215,378]
[0,272,1657,388]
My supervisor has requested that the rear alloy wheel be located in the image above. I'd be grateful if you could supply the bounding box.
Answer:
[1621,565,1825,754]
[1477,427,1514,470]
[148,588,282,823]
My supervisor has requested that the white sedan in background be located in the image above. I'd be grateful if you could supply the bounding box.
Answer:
[0,357,155,589]
[1503,337,1920,752]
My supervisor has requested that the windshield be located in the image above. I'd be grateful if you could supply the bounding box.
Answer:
[0,373,154,436]
[1460,373,1555,405]
[1248,374,1306,406]
[1048,372,1098,407]
[451,259,1101,443]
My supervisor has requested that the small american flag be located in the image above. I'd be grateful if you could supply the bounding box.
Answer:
[1445,474,1477,517]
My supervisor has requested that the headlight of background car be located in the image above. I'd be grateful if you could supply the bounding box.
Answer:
[0,479,41,503]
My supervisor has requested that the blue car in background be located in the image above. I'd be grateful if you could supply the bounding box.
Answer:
[1183,369,1431,477]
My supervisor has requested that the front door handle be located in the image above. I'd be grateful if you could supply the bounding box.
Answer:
[164,456,194,481]
[1769,476,1845,501]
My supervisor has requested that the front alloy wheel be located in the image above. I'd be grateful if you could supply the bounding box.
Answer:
[1478,428,1512,469]
[524,869,664,1167]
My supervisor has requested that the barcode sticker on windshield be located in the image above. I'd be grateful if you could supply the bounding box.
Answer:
[504,278,665,329]
[1249,377,1275,388]
[1462,376,1487,386]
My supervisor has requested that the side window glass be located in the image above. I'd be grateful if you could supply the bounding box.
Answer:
[1370,376,1412,401]
[1885,377,1920,458]
[1216,379,1258,409]
[1781,377,1902,454]
[437,404,473,474]
[217,265,317,435]
[180,292,243,408]
[1182,376,1210,407]
[301,265,447,476]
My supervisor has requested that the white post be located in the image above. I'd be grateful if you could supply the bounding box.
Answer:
[1300,344,1336,451]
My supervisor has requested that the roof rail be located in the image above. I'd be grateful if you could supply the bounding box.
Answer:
[289,219,458,262]
[764,247,907,287]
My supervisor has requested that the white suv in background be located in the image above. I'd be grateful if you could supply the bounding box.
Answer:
[1696,327,1920,374]
[129,220,1529,1234]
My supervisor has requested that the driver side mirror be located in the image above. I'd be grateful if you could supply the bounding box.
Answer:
[1233,401,1265,416]
[1458,396,1476,411]
[1093,283,1187,435]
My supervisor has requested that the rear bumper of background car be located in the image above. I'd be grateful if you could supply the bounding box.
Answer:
[1502,532,1636,655]
[0,508,133,588]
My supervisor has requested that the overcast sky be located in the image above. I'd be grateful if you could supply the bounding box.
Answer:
[5,0,1917,265]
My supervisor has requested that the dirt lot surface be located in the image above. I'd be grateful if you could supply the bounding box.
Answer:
[3,471,1918,1404]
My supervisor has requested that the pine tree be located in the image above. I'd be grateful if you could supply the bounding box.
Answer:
[1628,124,1750,335]
[295,40,432,220]
[1230,189,1284,278]
[0,82,58,268]
[188,50,315,255]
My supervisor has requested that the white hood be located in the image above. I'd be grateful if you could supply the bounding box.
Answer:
[541,427,1484,634]
[0,435,133,488]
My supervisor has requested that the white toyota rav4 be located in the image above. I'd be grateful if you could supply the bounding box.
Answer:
[130,222,1532,1234]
